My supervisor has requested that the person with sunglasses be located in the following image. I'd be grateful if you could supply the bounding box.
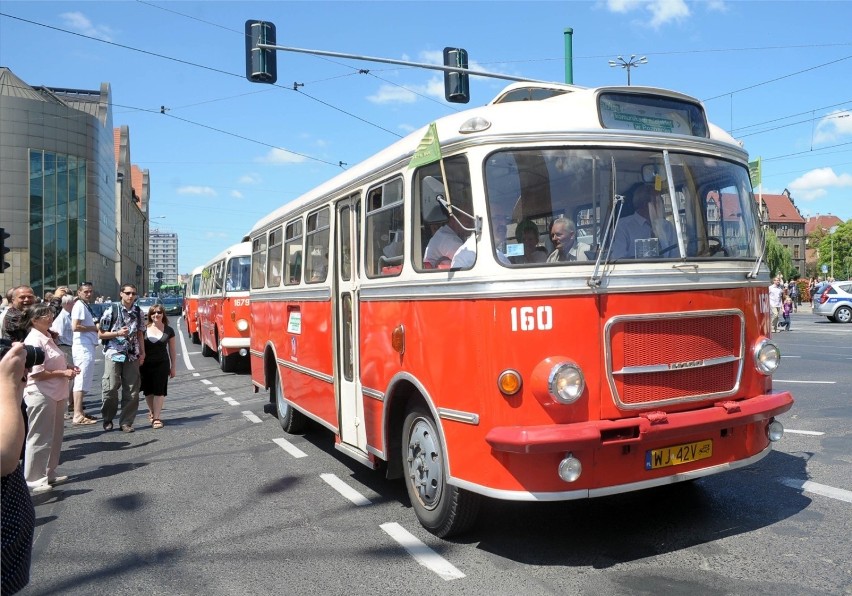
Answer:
[97,284,145,432]
[139,307,176,429]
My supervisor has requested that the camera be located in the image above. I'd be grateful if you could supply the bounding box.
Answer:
[0,338,46,369]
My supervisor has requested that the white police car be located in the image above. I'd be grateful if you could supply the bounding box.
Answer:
[813,281,852,323]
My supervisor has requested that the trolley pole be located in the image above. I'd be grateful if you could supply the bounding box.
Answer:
[564,28,574,84]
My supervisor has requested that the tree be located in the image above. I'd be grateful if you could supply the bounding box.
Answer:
[765,228,794,279]
[817,220,852,280]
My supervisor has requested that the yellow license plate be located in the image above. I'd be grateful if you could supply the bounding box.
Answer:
[645,439,712,470]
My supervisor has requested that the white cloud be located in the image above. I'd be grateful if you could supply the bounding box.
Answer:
[368,85,420,104]
[59,12,115,41]
[812,110,852,145]
[256,148,306,165]
[705,0,728,12]
[787,167,852,201]
[238,173,261,185]
[230,190,244,199]
[604,0,690,27]
[177,186,217,197]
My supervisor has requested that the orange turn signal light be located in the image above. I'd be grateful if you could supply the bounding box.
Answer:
[498,370,522,396]
[392,325,405,355]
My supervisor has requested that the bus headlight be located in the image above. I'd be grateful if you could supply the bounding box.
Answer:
[754,338,780,375]
[548,362,585,404]
[236,319,249,332]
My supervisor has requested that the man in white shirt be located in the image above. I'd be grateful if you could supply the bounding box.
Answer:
[50,294,75,417]
[612,185,680,260]
[546,217,590,263]
[425,212,471,268]
[768,276,785,333]
[70,283,98,425]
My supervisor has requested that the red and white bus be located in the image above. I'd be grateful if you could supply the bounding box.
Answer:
[197,241,251,372]
[247,81,793,537]
[183,265,203,344]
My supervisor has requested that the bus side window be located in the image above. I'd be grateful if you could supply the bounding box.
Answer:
[365,177,404,278]
[284,219,303,285]
[266,226,282,287]
[306,208,330,283]
[251,234,267,289]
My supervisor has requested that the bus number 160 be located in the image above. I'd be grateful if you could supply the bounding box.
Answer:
[510,306,553,331]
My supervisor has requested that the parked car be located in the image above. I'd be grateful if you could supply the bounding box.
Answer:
[136,297,162,317]
[160,297,183,317]
[813,281,852,323]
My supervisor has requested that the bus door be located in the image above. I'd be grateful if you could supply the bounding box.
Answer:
[335,196,367,452]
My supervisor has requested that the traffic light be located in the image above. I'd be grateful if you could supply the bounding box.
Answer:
[1,227,9,272]
[245,20,277,84]
[443,47,470,104]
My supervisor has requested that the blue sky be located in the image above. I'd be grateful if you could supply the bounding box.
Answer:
[2,0,851,273]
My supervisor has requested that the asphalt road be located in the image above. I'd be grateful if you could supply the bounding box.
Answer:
[21,311,852,595]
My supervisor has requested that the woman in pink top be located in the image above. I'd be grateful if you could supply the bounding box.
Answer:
[22,303,79,494]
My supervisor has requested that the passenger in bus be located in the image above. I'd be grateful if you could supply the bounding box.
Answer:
[513,219,547,264]
[546,217,589,262]
[611,185,679,259]
[424,207,472,268]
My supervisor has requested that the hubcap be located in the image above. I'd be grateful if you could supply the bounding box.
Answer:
[406,417,442,510]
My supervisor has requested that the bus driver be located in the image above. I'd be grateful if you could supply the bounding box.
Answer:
[611,185,679,259]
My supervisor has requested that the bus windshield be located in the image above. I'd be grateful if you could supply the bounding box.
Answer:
[226,256,251,291]
[484,148,761,265]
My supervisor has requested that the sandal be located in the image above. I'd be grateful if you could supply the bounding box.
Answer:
[103,421,114,431]
[121,424,134,433]
[73,416,97,425]
[152,419,164,429]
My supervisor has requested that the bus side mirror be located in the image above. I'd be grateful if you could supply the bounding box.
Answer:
[443,48,470,104]
[421,176,448,223]
[245,20,278,84]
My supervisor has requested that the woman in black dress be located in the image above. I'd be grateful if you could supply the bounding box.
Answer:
[139,305,176,429]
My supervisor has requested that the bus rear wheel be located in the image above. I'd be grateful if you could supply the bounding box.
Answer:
[191,331,200,345]
[201,338,214,357]
[274,367,306,434]
[401,405,480,538]
[218,341,235,373]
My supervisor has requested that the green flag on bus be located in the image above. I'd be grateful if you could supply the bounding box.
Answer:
[748,157,762,187]
[409,122,441,168]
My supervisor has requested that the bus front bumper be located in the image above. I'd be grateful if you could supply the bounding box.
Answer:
[485,391,794,454]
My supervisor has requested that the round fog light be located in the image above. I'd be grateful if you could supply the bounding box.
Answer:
[239,348,248,357]
[767,420,784,442]
[558,453,582,483]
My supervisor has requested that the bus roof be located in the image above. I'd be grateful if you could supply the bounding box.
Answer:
[201,241,251,269]
[248,82,744,236]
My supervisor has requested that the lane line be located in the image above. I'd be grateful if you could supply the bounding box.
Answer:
[192,372,200,377]
[200,379,212,385]
[207,386,225,395]
[242,411,262,424]
[272,437,308,458]
[784,429,825,436]
[781,478,852,504]
[320,473,372,506]
[176,320,195,371]
[223,397,240,406]
[773,380,836,384]
[380,522,465,581]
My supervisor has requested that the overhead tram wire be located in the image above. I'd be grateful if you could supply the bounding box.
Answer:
[0,11,402,140]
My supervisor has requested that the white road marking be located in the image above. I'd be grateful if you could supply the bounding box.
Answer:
[272,437,307,458]
[784,429,825,436]
[773,380,836,384]
[207,386,225,395]
[320,473,372,506]
[242,411,262,423]
[200,379,212,385]
[223,397,240,406]
[782,355,801,358]
[380,522,465,581]
[176,320,194,371]
[192,372,200,377]
[781,478,852,504]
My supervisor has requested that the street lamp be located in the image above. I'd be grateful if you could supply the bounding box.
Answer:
[608,54,648,86]
[829,225,838,279]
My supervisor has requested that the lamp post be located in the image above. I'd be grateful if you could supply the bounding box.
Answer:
[608,54,648,85]
[829,225,838,279]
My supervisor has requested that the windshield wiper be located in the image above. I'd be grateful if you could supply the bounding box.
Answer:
[589,193,624,287]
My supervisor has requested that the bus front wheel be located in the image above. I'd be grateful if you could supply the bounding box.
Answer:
[274,367,306,434]
[401,405,480,538]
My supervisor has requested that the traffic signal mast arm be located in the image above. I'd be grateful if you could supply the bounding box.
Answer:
[255,42,554,86]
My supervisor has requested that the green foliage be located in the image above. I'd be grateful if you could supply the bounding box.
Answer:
[764,228,794,279]
[816,220,852,280]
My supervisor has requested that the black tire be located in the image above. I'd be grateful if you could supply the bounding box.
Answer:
[401,404,480,538]
[274,366,307,433]
[218,341,235,373]
[834,305,851,324]
[201,339,214,357]
[191,331,200,345]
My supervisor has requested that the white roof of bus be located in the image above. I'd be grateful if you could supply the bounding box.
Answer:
[249,82,743,235]
[190,265,203,276]
[201,241,252,269]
